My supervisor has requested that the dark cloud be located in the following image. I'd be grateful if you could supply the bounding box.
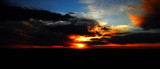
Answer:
[114,32,130,35]
[0,0,74,21]
[140,0,160,30]
[109,32,160,44]
[46,18,98,34]
[0,20,70,46]
[0,0,99,47]
[128,0,160,30]
[0,19,98,46]
[68,12,76,14]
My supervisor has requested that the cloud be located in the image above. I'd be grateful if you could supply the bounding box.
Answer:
[2,0,160,48]
[111,25,133,31]
[109,32,160,44]
[0,18,100,46]
[81,0,130,17]
[80,0,134,28]
[94,43,160,47]
[4,43,160,48]
[0,2,100,46]
[127,0,160,30]
[80,0,95,3]
[87,4,127,17]
[127,12,145,26]
[126,5,137,10]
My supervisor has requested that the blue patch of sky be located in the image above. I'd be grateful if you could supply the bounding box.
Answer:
[8,0,87,13]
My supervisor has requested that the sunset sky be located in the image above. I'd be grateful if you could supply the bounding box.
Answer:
[1,0,160,49]
[8,0,143,27]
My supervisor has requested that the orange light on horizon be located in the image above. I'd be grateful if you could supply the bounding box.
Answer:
[68,21,115,42]
[75,44,85,48]
[4,43,160,49]
[70,43,88,49]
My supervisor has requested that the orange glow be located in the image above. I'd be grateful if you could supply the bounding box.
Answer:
[69,35,101,42]
[127,12,145,26]
[88,24,117,37]
[127,0,160,27]
[94,43,160,47]
[75,44,85,48]
[3,43,160,49]
[75,36,101,42]
[70,43,88,49]
[5,45,65,48]
[140,0,160,13]
[69,21,117,42]
[91,43,160,49]
[75,36,91,41]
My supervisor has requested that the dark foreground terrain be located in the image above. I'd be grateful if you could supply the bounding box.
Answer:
[1,48,160,58]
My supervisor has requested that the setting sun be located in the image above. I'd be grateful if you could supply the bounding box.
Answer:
[76,44,85,48]
[70,43,88,49]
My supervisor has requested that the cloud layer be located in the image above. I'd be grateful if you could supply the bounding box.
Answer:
[80,0,95,3]
[1,0,160,48]
[109,32,160,44]
[0,1,99,46]
[128,0,160,30]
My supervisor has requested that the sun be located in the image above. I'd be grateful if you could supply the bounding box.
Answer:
[76,44,85,48]
[70,43,88,49]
